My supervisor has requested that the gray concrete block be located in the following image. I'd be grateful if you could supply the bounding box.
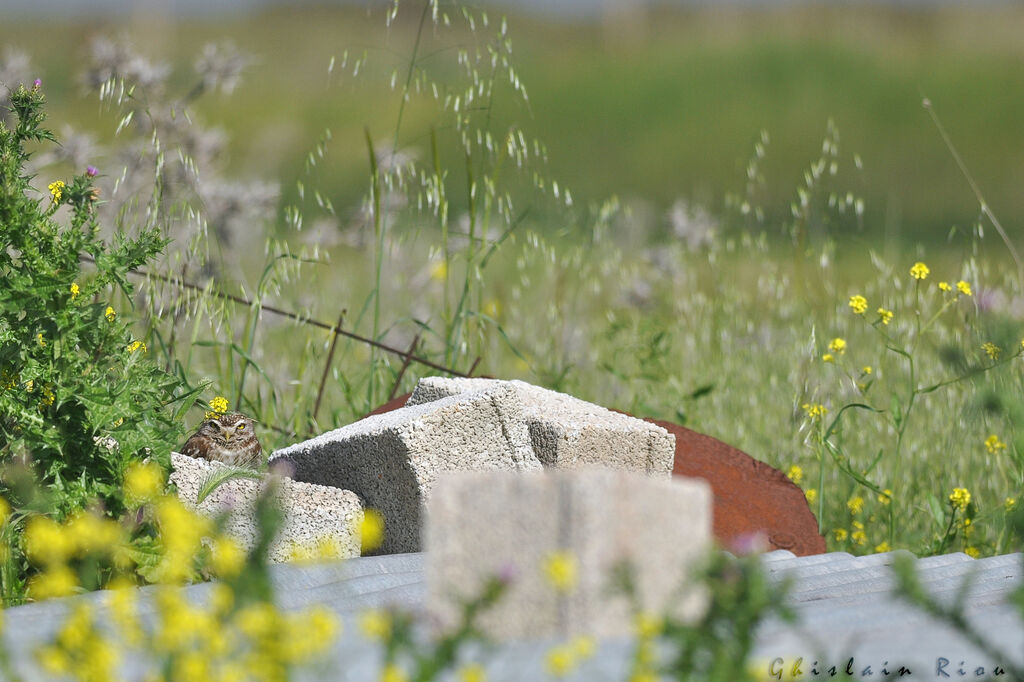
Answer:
[170,453,362,563]
[425,468,711,640]
[269,384,541,555]
[407,377,675,475]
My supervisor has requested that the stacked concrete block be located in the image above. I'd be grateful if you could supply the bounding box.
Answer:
[269,383,541,555]
[170,453,363,563]
[407,377,675,475]
[426,468,712,640]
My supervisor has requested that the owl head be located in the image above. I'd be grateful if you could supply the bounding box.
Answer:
[200,413,257,444]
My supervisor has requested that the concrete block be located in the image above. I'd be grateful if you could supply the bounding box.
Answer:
[425,468,711,640]
[407,377,674,475]
[170,453,363,563]
[269,384,541,554]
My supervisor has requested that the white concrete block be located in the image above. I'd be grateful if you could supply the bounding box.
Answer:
[170,453,362,563]
[407,377,674,475]
[426,468,712,640]
[269,384,541,554]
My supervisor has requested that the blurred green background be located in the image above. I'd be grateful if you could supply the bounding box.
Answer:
[4,3,1024,248]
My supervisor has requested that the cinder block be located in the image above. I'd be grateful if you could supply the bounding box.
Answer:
[407,377,674,475]
[269,384,541,554]
[425,468,712,640]
[170,453,363,563]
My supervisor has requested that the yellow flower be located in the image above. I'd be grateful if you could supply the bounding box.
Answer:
[209,395,229,414]
[805,488,817,504]
[360,508,385,553]
[28,565,78,600]
[634,611,663,638]
[957,280,972,296]
[822,353,834,363]
[910,262,930,280]
[70,282,80,299]
[878,489,892,506]
[877,308,893,325]
[949,487,971,512]
[0,497,9,525]
[874,541,891,553]
[982,342,1001,360]
[124,461,165,505]
[211,535,246,577]
[544,643,577,678]
[48,180,65,202]
[37,332,45,347]
[985,434,1007,454]
[430,261,448,282]
[25,516,74,566]
[851,530,867,546]
[828,338,846,354]
[833,528,848,542]
[126,340,147,353]
[359,609,392,640]
[381,664,408,682]
[104,306,116,322]
[1005,497,1017,512]
[542,551,578,593]
[847,496,864,515]
[938,281,952,293]
[786,465,803,485]
[848,295,868,314]
[482,298,501,319]
[571,635,596,660]
[458,663,487,682]
[861,366,872,375]
[801,403,828,419]
[965,546,980,559]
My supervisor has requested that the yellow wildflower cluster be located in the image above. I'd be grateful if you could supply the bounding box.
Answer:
[910,262,930,280]
[545,635,596,678]
[542,550,578,593]
[874,541,891,553]
[1005,497,1017,512]
[126,340,147,353]
[878,489,892,506]
[786,465,803,485]
[827,338,846,355]
[949,487,971,512]
[877,307,893,325]
[360,508,385,553]
[850,521,867,546]
[804,488,817,505]
[104,306,116,323]
[833,528,848,542]
[25,512,126,600]
[982,342,1001,361]
[206,395,230,419]
[48,180,65,203]
[70,282,80,299]
[985,434,1007,454]
[848,295,868,314]
[846,496,864,516]
[801,403,827,419]
[36,605,118,682]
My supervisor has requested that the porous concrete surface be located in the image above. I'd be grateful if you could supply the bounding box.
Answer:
[406,377,675,475]
[425,468,712,640]
[170,453,363,563]
[269,383,541,555]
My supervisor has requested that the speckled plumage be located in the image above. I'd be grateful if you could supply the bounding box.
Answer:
[180,413,263,468]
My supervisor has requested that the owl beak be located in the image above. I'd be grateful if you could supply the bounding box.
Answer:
[224,427,234,441]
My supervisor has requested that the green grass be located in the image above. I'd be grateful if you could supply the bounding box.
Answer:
[5,5,1024,242]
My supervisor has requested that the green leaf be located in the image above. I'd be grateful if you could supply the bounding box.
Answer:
[823,402,881,441]
[197,466,264,504]
[927,494,946,528]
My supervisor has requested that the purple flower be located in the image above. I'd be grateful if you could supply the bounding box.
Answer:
[32,78,41,89]
[86,166,98,177]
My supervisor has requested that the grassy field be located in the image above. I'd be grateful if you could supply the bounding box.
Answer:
[2,2,1022,560]
[4,4,1024,242]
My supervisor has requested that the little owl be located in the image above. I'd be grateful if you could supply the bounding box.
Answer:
[180,413,263,468]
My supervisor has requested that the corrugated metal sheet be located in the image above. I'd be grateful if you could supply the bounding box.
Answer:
[2,550,1020,680]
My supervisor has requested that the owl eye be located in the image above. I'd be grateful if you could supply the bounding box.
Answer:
[237,423,246,431]
[206,420,219,429]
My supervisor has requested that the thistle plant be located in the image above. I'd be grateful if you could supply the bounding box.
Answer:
[0,82,202,604]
